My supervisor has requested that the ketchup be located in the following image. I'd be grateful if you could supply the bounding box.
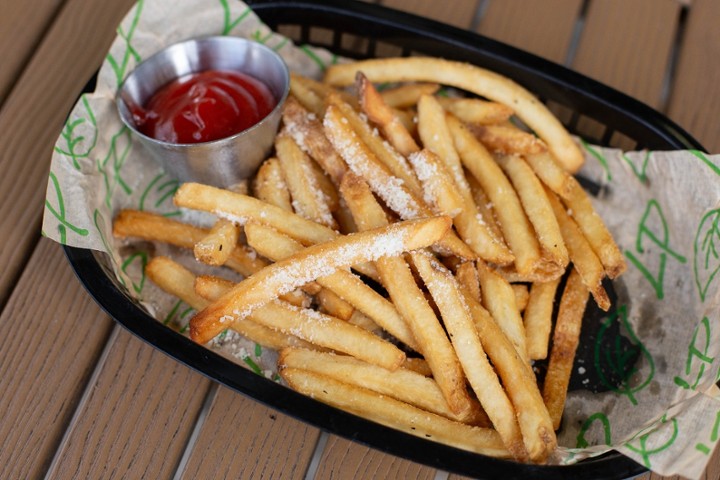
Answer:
[133,70,276,144]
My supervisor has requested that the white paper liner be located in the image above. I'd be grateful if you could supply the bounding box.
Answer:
[42,0,720,477]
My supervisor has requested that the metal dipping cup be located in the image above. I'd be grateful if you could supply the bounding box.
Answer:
[116,36,290,187]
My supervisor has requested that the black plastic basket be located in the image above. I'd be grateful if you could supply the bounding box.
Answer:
[65,1,705,478]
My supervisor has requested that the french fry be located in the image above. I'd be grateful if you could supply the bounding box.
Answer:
[282,96,348,186]
[407,149,464,218]
[416,96,513,264]
[469,124,547,155]
[357,72,420,157]
[511,283,530,312]
[279,348,485,424]
[275,133,337,229]
[193,219,239,266]
[462,288,557,462]
[281,368,510,457]
[189,215,452,344]
[289,73,324,116]
[466,173,504,241]
[495,153,568,269]
[324,57,584,172]
[339,172,475,419]
[562,177,626,279]
[379,82,440,108]
[455,261,481,303]
[543,268,590,430]
[524,152,573,200]
[401,357,433,377]
[244,221,421,351]
[545,187,610,310]
[475,260,529,364]
[448,115,541,275]
[523,278,562,360]
[412,251,528,461]
[252,157,293,211]
[323,103,476,261]
[436,96,514,125]
[146,258,311,351]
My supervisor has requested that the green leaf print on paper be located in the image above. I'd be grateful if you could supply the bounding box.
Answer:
[581,139,611,182]
[121,251,148,294]
[694,209,720,302]
[624,414,679,469]
[673,317,714,391]
[299,45,338,72]
[625,199,687,300]
[695,410,720,455]
[219,0,251,35]
[621,151,651,183]
[45,171,90,244]
[139,173,180,215]
[594,305,655,405]
[689,150,720,177]
[106,0,143,86]
[54,95,98,171]
[98,127,134,209]
[576,412,612,448]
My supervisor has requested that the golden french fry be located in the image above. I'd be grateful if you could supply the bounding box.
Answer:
[476,260,528,364]
[416,95,513,264]
[545,187,610,310]
[193,219,239,266]
[253,157,293,211]
[339,172,475,418]
[495,153,568,269]
[276,133,337,228]
[461,288,556,462]
[293,72,358,109]
[436,96,514,125]
[562,177,626,279]
[466,173,504,242]
[244,221,421,352]
[279,347,485,424]
[455,261,481,303]
[524,278,562,360]
[113,209,267,278]
[407,149,464,218]
[401,357,433,377]
[524,152,573,200]
[379,82,440,108]
[448,115,541,275]
[357,72,420,157]
[511,283,530,312]
[189,215,452,344]
[281,368,510,457]
[289,73,324,116]
[469,124,547,155]
[324,57,584,172]
[412,252,528,461]
[282,96,348,186]
[543,268,589,429]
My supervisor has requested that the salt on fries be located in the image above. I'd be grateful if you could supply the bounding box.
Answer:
[112,54,626,464]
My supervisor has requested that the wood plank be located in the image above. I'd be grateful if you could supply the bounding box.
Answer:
[0,0,136,309]
[666,0,720,153]
[179,385,320,479]
[314,434,437,479]
[571,0,680,109]
[0,0,65,105]
[380,0,480,29]
[475,0,583,64]
[0,239,114,479]
[45,326,211,479]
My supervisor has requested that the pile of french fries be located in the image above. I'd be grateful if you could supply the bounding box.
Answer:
[113,57,626,464]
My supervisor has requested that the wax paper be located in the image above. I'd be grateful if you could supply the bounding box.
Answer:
[42,0,720,477]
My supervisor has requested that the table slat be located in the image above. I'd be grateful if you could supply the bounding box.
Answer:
[179,385,321,479]
[0,239,114,479]
[666,0,720,153]
[0,0,65,105]
[571,0,680,109]
[0,0,136,310]
[476,0,583,64]
[380,0,480,29]
[314,435,437,479]
[45,326,211,479]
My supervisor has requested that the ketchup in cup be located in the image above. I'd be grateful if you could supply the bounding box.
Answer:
[133,70,277,144]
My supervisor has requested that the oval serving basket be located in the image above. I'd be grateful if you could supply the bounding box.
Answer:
[64,1,705,478]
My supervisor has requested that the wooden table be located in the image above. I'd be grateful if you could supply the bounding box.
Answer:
[1,0,718,478]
